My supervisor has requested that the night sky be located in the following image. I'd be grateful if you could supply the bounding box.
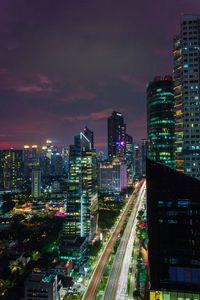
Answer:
[0,0,200,150]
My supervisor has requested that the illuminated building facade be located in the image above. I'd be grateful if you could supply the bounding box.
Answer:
[63,131,98,242]
[125,134,134,179]
[31,169,41,198]
[108,111,126,160]
[174,15,200,178]
[133,144,142,178]
[98,158,128,193]
[147,159,200,299]
[147,75,175,168]
[0,149,24,191]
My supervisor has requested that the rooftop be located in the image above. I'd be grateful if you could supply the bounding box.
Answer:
[26,272,56,284]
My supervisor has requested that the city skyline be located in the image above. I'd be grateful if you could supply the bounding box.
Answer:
[1,0,200,149]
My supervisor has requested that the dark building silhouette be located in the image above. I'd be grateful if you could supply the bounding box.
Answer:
[147,76,175,169]
[141,138,148,176]
[108,111,126,160]
[147,159,200,297]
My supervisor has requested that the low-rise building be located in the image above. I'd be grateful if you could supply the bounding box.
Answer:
[24,273,58,300]
[59,236,87,266]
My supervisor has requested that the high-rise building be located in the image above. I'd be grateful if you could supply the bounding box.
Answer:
[23,145,39,179]
[108,111,126,160]
[98,158,128,193]
[125,134,134,179]
[61,147,69,176]
[45,139,53,160]
[63,131,98,242]
[31,169,41,198]
[147,76,175,169]
[133,144,142,178]
[40,155,51,180]
[0,149,24,191]
[51,152,63,177]
[147,159,200,299]
[84,126,94,149]
[174,15,200,178]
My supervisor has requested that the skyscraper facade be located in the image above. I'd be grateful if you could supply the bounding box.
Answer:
[23,145,39,179]
[147,159,200,299]
[147,76,175,169]
[31,169,41,198]
[64,131,98,242]
[0,149,24,191]
[108,111,126,160]
[133,144,142,178]
[174,15,200,178]
[51,152,63,177]
[98,158,128,193]
[84,126,94,149]
[125,134,134,179]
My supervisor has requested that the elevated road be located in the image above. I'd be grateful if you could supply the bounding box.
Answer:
[103,181,146,300]
[82,180,144,300]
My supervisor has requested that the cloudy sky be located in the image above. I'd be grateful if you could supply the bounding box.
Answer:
[0,0,200,150]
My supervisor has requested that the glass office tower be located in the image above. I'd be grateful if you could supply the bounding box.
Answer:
[63,132,98,242]
[147,159,200,299]
[108,111,126,160]
[147,76,175,169]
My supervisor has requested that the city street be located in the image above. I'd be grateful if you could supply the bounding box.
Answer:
[117,181,146,300]
[103,181,146,300]
[82,180,144,300]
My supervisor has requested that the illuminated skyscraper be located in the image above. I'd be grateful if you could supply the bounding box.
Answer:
[64,131,98,242]
[108,111,126,160]
[98,158,128,193]
[125,134,134,179]
[147,76,175,168]
[147,159,200,299]
[0,149,24,191]
[174,15,200,178]
[31,169,41,198]
[133,144,142,178]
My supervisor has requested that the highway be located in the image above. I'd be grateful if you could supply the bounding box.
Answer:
[117,181,146,300]
[103,180,146,300]
[82,180,144,300]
